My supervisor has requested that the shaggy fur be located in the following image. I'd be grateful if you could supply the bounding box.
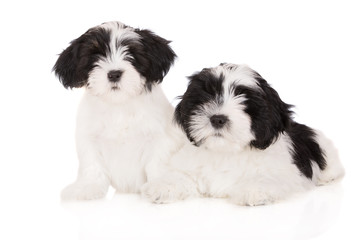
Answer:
[53,21,182,200]
[142,63,344,206]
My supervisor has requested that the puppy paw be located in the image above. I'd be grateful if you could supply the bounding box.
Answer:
[141,180,195,204]
[61,181,108,201]
[230,190,275,206]
[316,168,345,186]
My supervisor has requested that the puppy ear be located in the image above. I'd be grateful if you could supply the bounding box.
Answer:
[52,29,99,89]
[133,29,176,87]
[248,76,293,150]
[174,98,197,144]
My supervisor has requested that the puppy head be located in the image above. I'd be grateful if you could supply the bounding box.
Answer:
[175,63,292,152]
[53,21,176,100]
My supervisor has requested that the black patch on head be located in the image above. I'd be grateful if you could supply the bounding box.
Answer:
[287,122,326,179]
[123,29,176,91]
[234,74,293,150]
[174,69,224,144]
[53,27,111,89]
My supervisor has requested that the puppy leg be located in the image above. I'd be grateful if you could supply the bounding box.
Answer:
[229,188,276,206]
[141,171,199,204]
[228,180,291,206]
[61,139,110,201]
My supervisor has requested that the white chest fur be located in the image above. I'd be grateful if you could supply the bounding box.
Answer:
[75,86,174,193]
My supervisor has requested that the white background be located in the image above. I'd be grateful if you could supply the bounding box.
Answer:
[0,0,358,239]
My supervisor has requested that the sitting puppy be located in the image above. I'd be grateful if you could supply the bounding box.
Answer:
[142,63,345,206]
[53,21,180,200]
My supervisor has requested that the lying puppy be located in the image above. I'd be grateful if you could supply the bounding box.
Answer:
[142,63,345,206]
[53,21,180,200]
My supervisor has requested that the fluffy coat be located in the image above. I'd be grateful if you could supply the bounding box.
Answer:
[142,63,344,206]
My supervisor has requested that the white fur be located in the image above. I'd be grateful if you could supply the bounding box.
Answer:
[142,64,345,206]
[86,23,144,103]
[61,84,185,200]
[60,22,183,200]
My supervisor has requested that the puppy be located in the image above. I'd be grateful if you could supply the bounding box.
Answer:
[142,63,345,206]
[53,21,181,200]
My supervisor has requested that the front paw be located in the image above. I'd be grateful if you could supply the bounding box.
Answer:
[141,180,190,204]
[230,190,275,206]
[61,181,108,201]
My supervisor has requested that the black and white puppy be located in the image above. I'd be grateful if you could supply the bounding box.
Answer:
[53,21,181,200]
[142,63,345,206]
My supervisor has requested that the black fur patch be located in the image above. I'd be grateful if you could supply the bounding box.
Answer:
[126,29,176,91]
[234,75,293,149]
[287,122,326,178]
[232,71,327,178]
[174,69,224,143]
[53,27,111,88]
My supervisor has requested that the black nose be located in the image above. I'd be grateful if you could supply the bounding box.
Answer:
[107,70,123,82]
[210,114,228,129]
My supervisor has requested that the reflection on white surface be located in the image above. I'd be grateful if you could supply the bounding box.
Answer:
[61,183,343,240]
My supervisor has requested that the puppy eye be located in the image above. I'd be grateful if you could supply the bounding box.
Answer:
[234,87,245,96]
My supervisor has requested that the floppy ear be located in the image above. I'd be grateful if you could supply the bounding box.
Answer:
[53,38,83,88]
[247,77,293,150]
[52,29,99,89]
[133,29,176,87]
[174,98,197,144]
